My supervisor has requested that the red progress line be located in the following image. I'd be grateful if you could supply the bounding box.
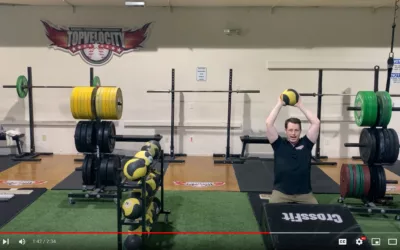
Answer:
[0,232,270,235]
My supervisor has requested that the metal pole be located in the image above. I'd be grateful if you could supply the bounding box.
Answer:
[27,67,35,153]
[374,66,379,92]
[170,69,175,158]
[315,69,323,159]
[90,67,94,87]
[226,69,233,158]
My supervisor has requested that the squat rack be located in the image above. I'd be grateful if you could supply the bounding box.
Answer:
[147,68,260,165]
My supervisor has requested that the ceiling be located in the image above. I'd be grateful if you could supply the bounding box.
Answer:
[0,0,397,8]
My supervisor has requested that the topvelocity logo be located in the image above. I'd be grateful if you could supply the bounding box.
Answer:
[41,20,152,66]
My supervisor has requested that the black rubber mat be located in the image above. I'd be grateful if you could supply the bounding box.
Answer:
[0,155,20,173]
[52,158,169,190]
[384,160,400,176]
[0,188,47,228]
[247,192,269,249]
[233,158,339,194]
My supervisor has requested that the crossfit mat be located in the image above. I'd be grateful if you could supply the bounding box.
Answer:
[247,192,400,250]
[0,188,46,228]
[52,160,169,190]
[233,158,339,194]
[0,155,20,173]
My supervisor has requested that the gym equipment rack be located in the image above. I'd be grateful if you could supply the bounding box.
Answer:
[339,2,400,218]
[339,66,400,220]
[147,68,260,165]
[116,149,171,250]
[1,66,54,161]
[213,69,261,164]
[69,130,163,204]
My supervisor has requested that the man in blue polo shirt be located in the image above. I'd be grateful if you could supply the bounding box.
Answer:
[265,95,320,204]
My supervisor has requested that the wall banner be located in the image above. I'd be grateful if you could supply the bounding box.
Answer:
[41,20,152,66]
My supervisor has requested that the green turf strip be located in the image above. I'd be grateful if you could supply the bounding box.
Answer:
[0,190,264,250]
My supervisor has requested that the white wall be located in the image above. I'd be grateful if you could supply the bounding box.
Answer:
[0,6,399,158]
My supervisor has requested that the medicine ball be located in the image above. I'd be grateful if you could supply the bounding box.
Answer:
[280,89,299,106]
[138,177,157,197]
[149,140,161,158]
[123,158,147,181]
[121,198,142,220]
[152,197,161,215]
[141,141,159,158]
[134,151,153,166]
[148,172,161,189]
[128,213,153,233]
[124,235,142,250]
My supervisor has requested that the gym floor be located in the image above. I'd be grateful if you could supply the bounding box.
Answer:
[1,154,400,249]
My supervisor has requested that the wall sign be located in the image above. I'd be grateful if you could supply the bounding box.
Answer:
[196,67,207,81]
[41,20,152,66]
[392,59,400,84]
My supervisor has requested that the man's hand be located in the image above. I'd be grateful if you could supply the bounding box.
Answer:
[294,95,303,108]
[278,95,286,106]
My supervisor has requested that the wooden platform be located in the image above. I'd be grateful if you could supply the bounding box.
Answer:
[0,155,399,194]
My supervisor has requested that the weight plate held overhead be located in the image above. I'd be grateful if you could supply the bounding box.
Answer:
[375,91,392,127]
[354,91,378,127]
[16,75,28,98]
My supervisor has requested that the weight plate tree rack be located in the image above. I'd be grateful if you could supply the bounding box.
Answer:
[116,149,171,250]
[69,125,163,204]
[68,83,120,204]
[339,0,400,218]
[147,69,261,165]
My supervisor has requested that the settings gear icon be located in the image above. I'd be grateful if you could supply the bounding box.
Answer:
[356,238,363,246]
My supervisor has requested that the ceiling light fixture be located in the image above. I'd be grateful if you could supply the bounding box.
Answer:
[125,1,145,7]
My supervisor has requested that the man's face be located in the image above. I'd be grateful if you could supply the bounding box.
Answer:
[285,122,301,144]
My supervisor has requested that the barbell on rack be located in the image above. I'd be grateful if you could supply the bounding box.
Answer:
[147,90,260,93]
[300,92,400,97]
[2,75,102,98]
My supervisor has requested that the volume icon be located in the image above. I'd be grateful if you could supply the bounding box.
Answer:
[19,238,26,245]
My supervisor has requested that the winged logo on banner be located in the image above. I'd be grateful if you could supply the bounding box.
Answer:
[41,20,152,65]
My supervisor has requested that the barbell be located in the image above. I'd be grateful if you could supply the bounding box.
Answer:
[300,92,400,97]
[147,90,260,93]
[2,75,102,98]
